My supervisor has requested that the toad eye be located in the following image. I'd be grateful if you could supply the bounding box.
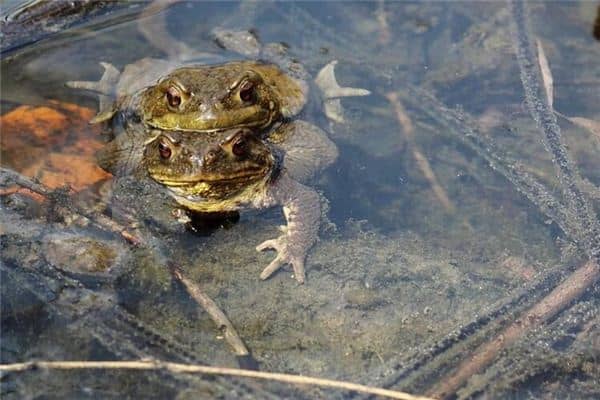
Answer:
[158,139,172,160]
[166,86,182,109]
[232,137,247,157]
[239,80,256,103]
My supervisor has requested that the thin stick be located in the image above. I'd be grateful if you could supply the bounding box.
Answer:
[428,259,600,399]
[0,360,435,400]
[510,0,600,260]
[400,85,579,245]
[0,167,141,245]
[386,92,456,213]
[169,264,250,356]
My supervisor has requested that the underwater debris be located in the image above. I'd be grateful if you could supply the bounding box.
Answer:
[386,91,455,213]
[365,3,599,397]
[510,0,600,263]
[0,167,141,245]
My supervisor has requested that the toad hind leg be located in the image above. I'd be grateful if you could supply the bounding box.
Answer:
[256,174,321,284]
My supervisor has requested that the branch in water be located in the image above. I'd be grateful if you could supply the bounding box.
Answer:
[168,263,250,357]
[386,91,456,213]
[428,259,600,399]
[398,86,578,243]
[0,359,435,400]
[509,0,600,263]
[0,167,141,245]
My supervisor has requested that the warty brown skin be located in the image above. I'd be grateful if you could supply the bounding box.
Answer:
[145,128,275,209]
[143,121,338,283]
[138,61,307,133]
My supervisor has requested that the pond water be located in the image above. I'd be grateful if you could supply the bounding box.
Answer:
[1,2,599,399]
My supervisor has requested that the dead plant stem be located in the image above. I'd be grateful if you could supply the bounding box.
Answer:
[428,259,600,398]
[169,264,250,356]
[0,360,435,400]
[386,92,455,213]
[0,167,141,245]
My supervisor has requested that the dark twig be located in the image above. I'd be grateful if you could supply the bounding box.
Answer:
[428,259,600,398]
[168,263,250,357]
[509,0,600,263]
[0,167,141,245]
[378,8,600,392]
[393,86,600,400]
[383,3,600,397]
[399,86,577,241]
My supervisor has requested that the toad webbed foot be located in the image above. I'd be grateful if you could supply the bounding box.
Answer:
[66,62,120,124]
[256,174,321,284]
[314,60,371,123]
[256,231,307,284]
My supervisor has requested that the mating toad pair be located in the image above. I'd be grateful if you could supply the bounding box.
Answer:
[69,29,369,283]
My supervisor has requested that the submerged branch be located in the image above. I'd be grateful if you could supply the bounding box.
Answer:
[0,167,141,245]
[168,264,250,357]
[428,259,600,399]
[509,0,600,262]
[0,360,434,400]
[389,17,600,393]
[399,86,578,242]
[386,91,455,213]
[374,263,567,390]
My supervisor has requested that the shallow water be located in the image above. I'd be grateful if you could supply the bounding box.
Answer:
[1,2,599,399]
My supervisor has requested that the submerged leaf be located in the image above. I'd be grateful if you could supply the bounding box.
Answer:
[534,39,600,141]
[536,38,553,108]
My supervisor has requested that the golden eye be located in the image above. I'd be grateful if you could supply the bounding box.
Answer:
[232,136,247,157]
[158,139,172,159]
[166,86,182,109]
[239,80,255,103]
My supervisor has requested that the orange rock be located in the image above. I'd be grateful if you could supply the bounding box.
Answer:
[0,105,68,144]
[1,101,111,196]
[50,100,96,121]
[66,137,106,158]
[21,153,112,192]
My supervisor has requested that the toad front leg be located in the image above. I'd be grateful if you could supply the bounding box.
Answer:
[256,174,321,284]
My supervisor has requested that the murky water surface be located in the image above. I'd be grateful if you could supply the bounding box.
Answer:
[1,2,599,399]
